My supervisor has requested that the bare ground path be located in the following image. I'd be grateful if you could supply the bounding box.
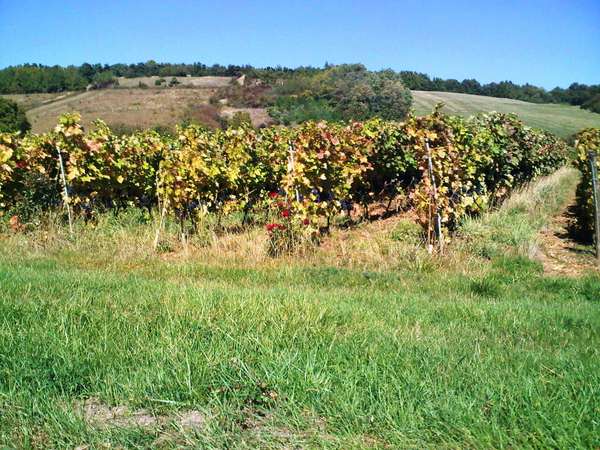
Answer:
[537,193,598,277]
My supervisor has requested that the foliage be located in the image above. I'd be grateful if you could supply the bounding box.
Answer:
[267,64,412,124]
[268,97,340,124]
[158,124,253,222]
[91,71,117,89]
[582,94,600,114]
[0,98,30,133]
[226,111,252,129]
[282,121,373,228]
[573,128,600,240]
[0,111,568,247]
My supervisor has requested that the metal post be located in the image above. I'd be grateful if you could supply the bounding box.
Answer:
[589,151,600,262]
[426,140,443,252]
[56,146,74,236]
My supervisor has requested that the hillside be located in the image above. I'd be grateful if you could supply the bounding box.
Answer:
[6,88,224,133]
[412,90,600,137]
[4,83,600,137]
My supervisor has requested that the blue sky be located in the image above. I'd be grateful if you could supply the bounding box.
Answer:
[1,0,598,89]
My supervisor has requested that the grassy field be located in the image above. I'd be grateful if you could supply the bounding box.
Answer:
[412,90,600,138]
[0,169,599,448]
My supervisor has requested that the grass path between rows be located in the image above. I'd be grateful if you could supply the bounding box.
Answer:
[0,168,599,448]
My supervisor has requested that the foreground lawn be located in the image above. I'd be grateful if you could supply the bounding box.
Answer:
[0,170,599,448]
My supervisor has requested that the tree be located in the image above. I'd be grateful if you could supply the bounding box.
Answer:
[91,71,117,89]
[0,98,31,133]
[582,94,600,113]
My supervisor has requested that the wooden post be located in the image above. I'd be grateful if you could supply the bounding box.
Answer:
[153,205,167,251]
[288,142,300,203]
[425,140,443,253]
[589,151,600,262]
[56,146,74,236]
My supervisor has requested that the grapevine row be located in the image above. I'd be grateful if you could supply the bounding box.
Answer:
[573,128,600,240]
[0,109,569,238]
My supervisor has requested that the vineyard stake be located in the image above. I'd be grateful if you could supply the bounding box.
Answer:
[153,205,167,251]
[288,142,300,203]
[153,175,165,251]
[589,151,600,262]
[425,140,443,253]
[56,145,74,236]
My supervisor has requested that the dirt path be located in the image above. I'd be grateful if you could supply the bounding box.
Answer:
[537,198,598,277]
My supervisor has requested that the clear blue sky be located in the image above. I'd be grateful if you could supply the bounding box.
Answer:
[1,0,599,89]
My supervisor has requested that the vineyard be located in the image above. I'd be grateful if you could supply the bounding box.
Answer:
[0,108,572,253]
[573,128,600,240]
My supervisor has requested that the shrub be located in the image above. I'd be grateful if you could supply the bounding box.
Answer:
[91,71,117,89]
[227,111,253,129]
[582,94,600,114]
[0,98,30,133]
[268,64,413,124]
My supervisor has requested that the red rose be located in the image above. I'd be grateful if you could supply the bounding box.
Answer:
[303,218,310,226]
[269,191,278,199]
[281,209,290,218]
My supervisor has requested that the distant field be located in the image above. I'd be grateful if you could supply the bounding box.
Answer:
[5,88,223,133]
[412,90,600,138]
[4,84,600,137]
[116,75,233,88]
[2,92,79,111]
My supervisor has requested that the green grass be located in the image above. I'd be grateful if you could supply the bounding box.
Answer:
[0,170,599,448]
[412,90,600,138]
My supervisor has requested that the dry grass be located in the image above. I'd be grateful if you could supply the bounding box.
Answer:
[21,88,222,133]
[1,92,78,111]
[116,76,233,88]
[0,168,583,280]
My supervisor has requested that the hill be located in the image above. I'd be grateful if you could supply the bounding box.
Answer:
[5,87,225,133]
[3,83,600,137]
[412,90,600,138]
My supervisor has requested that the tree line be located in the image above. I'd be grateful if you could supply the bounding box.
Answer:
[399,71,600,113]
[0,61,598,113]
